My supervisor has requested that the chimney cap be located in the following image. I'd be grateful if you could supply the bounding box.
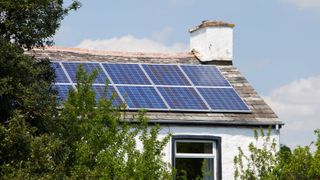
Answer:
[189,20,235,33]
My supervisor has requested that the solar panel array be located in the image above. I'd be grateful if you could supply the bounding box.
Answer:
[51,62,250,112]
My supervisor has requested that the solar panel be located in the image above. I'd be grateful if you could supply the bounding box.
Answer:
[116,86,167,109]
[142,64,191,86]
[53,85,73,103]
[103,64,151,85]
[181,65,230,86]
[198,88,250,111]
[52,62,250,113]
[93,85,123,106]
[50,62,70,83]
[62,62,108,84]
[157,87,208,110]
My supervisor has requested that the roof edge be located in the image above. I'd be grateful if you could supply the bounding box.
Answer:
[30,46,194,59]
[147,119,283,126]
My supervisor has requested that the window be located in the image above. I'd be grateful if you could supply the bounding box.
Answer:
[172,135,221,180]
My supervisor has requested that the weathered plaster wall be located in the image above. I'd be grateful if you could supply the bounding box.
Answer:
[190,26,233,62]
[136,125,280,180]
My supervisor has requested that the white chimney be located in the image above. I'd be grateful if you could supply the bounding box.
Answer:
[189,20,235,63]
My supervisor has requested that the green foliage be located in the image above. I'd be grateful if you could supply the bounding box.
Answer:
[1,65,173,179]
[310,130,320,178]
[0,37,57,132]
[0,0,80,49]
[0,0,79,178]
[0,111,68,179]
[57,66,172,179]
[0,0,80,128]
[234,128,320,180]
[234,128,279,180]
[280,129,320,179]
[1,1,173,178]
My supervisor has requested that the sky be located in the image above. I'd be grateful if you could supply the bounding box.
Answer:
[54,0,320,149]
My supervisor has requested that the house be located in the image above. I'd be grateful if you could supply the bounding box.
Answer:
[33,20,282,179]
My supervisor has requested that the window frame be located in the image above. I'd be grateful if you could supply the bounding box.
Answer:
[172,135,222,180]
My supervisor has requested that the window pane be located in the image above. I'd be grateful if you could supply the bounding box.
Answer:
[176,142,212,154]
[176,158,213,180]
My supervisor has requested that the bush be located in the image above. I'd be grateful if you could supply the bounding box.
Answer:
[234,128,320,180]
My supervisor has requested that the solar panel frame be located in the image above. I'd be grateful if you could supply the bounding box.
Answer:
[92,85,123,106]
[53,84,74,104]
[142,64,191,86]
[197,87,251,112]
[103,63,151,85]
[97,63,126,104]
[62,62,109,84]
[50,62,72,83]
[180,65,231,87]
[138,64,172,110]
[61,62,80,83]
[157,86,209,111]
[116,85,168,110]
[176,65,211,110]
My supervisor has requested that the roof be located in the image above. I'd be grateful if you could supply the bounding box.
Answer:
[30,47,281,126]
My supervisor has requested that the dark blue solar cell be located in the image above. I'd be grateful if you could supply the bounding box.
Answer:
[181,65,230,86]
[157,87,208,110]
[198,88,250,111]
[50,62,70,83]
[93,85,123,106]
[62,62,108,84]
[116,86,167,109]
[142,64,191,86]
[103,64,151,85]
[53,85,73,103]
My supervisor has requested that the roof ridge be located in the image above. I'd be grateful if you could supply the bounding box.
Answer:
[31,46,194,58]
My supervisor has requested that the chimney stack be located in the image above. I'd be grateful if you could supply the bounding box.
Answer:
[189,20,235,63]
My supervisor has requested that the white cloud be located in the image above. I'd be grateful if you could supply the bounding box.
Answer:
[281,0,320,9]
[150,26,174,43]
[76,35,188,53]
[264,75,320,148]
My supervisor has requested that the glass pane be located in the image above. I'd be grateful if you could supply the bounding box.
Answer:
[176,158,213,180]
[176,142,212,154]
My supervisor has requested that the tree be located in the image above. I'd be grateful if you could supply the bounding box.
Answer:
[234,128,320,180]
[1,66,173,179]
[234,128,279,180]
[0,112,69,179]
[0,38,57,132]
[0,1,173,178]
[0,0,80,178]
[310,129,320,178]
[0,0,80,129]
[0,0,80,49]
[56,66,172,179]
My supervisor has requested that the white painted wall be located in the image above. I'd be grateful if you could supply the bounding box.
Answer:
[137,125,280,180]
[190,26,233,62]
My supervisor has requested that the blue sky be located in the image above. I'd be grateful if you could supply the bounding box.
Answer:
[54,0,320,148]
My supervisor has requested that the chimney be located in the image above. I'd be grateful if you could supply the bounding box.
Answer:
[189,20,235,63]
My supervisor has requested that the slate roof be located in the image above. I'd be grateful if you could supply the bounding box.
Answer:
[30,47,281,126]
